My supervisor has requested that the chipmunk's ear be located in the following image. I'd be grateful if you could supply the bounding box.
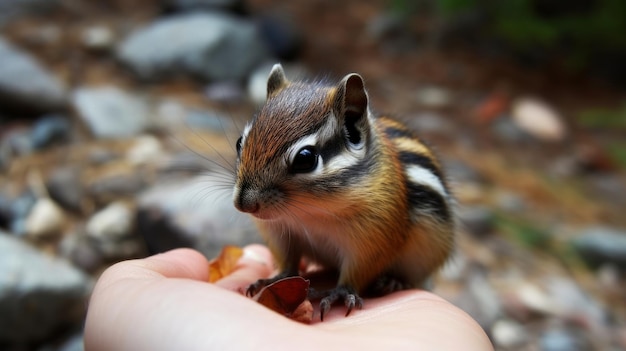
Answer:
[335,73,369,146]
[267,64,289,98]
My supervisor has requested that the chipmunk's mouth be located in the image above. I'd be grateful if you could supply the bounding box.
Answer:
[248,207,282,221]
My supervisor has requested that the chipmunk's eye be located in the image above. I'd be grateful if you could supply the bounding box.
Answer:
[290,146,318,173]
[236,136,242,155]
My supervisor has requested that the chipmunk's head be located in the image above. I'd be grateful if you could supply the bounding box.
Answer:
[233,64,374,221]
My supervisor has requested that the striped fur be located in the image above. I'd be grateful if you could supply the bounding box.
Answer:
[234,64,455,295]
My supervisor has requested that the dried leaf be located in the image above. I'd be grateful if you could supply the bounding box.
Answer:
[208,245,244,282]
[291,300,314,324]
[254,276,310,320]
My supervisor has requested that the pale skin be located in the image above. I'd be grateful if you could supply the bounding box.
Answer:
[84,245,493,351]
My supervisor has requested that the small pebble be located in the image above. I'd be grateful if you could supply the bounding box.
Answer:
[24,197,66,238]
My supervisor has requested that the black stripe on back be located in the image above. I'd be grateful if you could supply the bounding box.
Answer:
[384,126,414,139]
[398,151,444,182]
[406,181,450,222]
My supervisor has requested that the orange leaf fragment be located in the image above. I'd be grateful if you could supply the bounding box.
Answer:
[254,276,311,322]
[208,245,244,283]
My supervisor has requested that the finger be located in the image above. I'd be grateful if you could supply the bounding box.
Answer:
[95,248,210,293]
[214,244,276,291]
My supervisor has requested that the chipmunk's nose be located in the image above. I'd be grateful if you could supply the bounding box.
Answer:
[234,186,260,214]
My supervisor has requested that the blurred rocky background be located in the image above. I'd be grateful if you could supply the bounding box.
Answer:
[0,0,625,350]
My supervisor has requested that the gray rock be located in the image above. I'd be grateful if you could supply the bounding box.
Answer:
[458,205,494,237]
[0,232,91,343]
[81,25,116,52]
[46,166,84,212]
[452,269,501,329]
[24,197,66,239]
[204,81,246,104]
[31,114,72,149]
[0,36,67,114]
[116,12,270,82]
[0,190,37,235]
[2,128,34,157]
[540,327,589,351]
[59,229,103,273]
[86,202,143,260]
[491,319,528,348]
[492,116,531,143]
[407,112,453,135]
[443,159,482,183]
[88,170,148,202]
[414,86,452,108]
[573,226,626,270]
[137,176,258,258]
[588,174,626,208]
[72,86,151,139]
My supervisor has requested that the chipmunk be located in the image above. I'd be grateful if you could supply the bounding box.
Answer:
[234,64,455,320]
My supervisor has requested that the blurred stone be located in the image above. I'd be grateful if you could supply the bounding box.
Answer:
[2,128,34,157]
[458,205,494,237]
[540,327,589,351]
[89,171,148,202]
[257,12,302,60]
[492,319,528,348]
[24,197,66,239]
[1,190,37,235]
[545,276,607,330]
[72,86,150,139]
[126,135,163,166]
[204,81,246,104]
[86,202,142,259]
[0,232,91,343]
[453,269,501,329]
[495,190,526,212]
[414,86,452,108]
[572,226,626,270]
[492,116,530,143]
[86,202,133,243]
[366,12,416,54]
[116,12,269,82]
[137,176,257,258]
[587,174,626,208]
[87,147,120,165]
[511,97,566,142]
[81,25,116,51]
[0,36,67,114]
[46,166,84,212]
[515,282,559,316]
[31,114,72,149]
[407,112,453,134]
[443,159,482,183]
[59,229,103,273]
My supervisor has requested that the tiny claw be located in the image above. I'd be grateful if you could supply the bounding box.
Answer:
[246,279,267,297]
[320,298,332,321]
[315,286,364,320]
[344,294,364,316]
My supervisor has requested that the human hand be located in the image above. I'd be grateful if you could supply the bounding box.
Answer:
[84,245,493,350]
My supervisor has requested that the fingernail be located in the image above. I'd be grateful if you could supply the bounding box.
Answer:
[243,247,267,265]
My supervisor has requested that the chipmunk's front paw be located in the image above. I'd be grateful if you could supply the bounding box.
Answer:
[315,285,363,321]
[246,272,297,297]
